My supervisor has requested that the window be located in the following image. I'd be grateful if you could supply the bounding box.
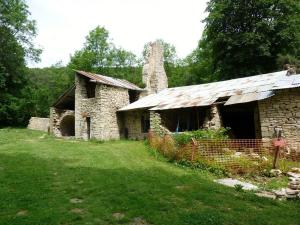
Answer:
[141,114,150,133]
[129,90,139,103]
[85,79,96,98]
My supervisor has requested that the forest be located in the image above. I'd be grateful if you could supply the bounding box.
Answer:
[1,0,300,126]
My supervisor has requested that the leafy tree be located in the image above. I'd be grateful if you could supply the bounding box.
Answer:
[68,26,142,85]
[184,33,215,84]
[0,0,41,126]
[201,0,300,80]
[24,66,72,117]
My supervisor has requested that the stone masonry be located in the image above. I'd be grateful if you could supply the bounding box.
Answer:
[150,111,171,136]
[142,42,168,96]
[75,73,130,140]
[203,105,223,129]
[259,88,300,151]
[49,107,75,137]
[123,110,148,140]
[27,117,49,132]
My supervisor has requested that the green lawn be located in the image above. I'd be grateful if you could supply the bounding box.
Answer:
[0,129,299,225]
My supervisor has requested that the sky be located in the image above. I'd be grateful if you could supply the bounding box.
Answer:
[27,0,209,68]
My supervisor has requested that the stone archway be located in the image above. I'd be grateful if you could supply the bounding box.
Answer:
[60,115,75,136]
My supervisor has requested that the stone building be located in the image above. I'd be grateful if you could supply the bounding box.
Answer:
[50,70,143,140]
[50,41,300,151]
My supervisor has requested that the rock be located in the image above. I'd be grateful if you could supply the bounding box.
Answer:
[130,217,151,225]
[287,172,300,179]
[255,191,276,200]
[289,180,300,185]
[286,194,298,199]
[285,188,299,195]
[250,153,260,159]
[270,169,282,177]
[288,177,299,182]
[215,178,258,191]
[70,198,83,204]
[261,156,268,161]
[70,208,84,214]
[233,152,242,158]
[290,167,300,173]
[112,212,125,220]
[16,210,28,216]
[273,188,286,198]
[288,184,300,190]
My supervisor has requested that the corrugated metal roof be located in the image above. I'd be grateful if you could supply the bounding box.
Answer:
[119,71,300,111]
[224,91,274,106]
[75,70,143,91]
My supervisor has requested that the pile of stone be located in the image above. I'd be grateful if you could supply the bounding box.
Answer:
[273,167,300,200]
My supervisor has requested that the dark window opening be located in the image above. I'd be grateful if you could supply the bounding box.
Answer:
[85,78,96,98]
[141,114,150,133]
[129,90,139,103]
[219,102,257,139]
[161,107,207,132]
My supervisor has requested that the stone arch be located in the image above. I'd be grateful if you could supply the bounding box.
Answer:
[60,115,75,136]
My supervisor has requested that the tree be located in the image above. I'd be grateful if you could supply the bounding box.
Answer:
[68,26,142,85]
[0,0,41,126]
[202,0,300,80]
[24,66,72,118]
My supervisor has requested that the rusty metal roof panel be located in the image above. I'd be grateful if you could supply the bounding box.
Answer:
[75,70,143,91]
[119,71,300,111]
[224,91,274,106]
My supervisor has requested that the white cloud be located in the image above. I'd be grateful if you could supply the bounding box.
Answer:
[27,0,209,67]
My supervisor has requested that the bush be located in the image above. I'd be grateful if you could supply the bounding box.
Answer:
[173,128,229,146]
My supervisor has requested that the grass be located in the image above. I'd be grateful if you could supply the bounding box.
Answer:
[0,129,299,225]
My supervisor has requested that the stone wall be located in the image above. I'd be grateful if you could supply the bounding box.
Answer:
[259,88,300,151]
[123,110,147,140]
[49,107,75,137]
[27,117,49,132]
[75,73,130,140]
[150,111,171,136]
[142,42,168,96]
[203,105,222,129]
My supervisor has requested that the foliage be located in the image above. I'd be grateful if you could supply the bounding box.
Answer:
[68,26,143,86]
[234,184,244,192]
[176,158,227,177]
[197,0,300,80]
[1,128,300,225]
[0,0,41,126]
[173,128,229,146]
[23,66,73,117]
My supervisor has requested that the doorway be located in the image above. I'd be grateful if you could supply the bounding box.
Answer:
[219,102,258,139]
[86,117,91,140]
[60,115,75,136]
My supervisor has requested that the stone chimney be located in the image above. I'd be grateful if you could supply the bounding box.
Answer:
[142,41,168,96]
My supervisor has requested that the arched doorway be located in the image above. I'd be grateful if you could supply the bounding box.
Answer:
[60,115,75,136]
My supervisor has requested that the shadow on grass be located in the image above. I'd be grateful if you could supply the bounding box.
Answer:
[0,153,299,225]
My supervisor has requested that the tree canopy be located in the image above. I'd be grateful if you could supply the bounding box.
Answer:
[197,0,300,80]
[68,26,142,85]
[0,0,41,126]
[2,0,300,126]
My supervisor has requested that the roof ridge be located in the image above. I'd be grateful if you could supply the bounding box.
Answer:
[74,70,142,91]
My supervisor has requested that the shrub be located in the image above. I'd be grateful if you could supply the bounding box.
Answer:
[173,128,229,146]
